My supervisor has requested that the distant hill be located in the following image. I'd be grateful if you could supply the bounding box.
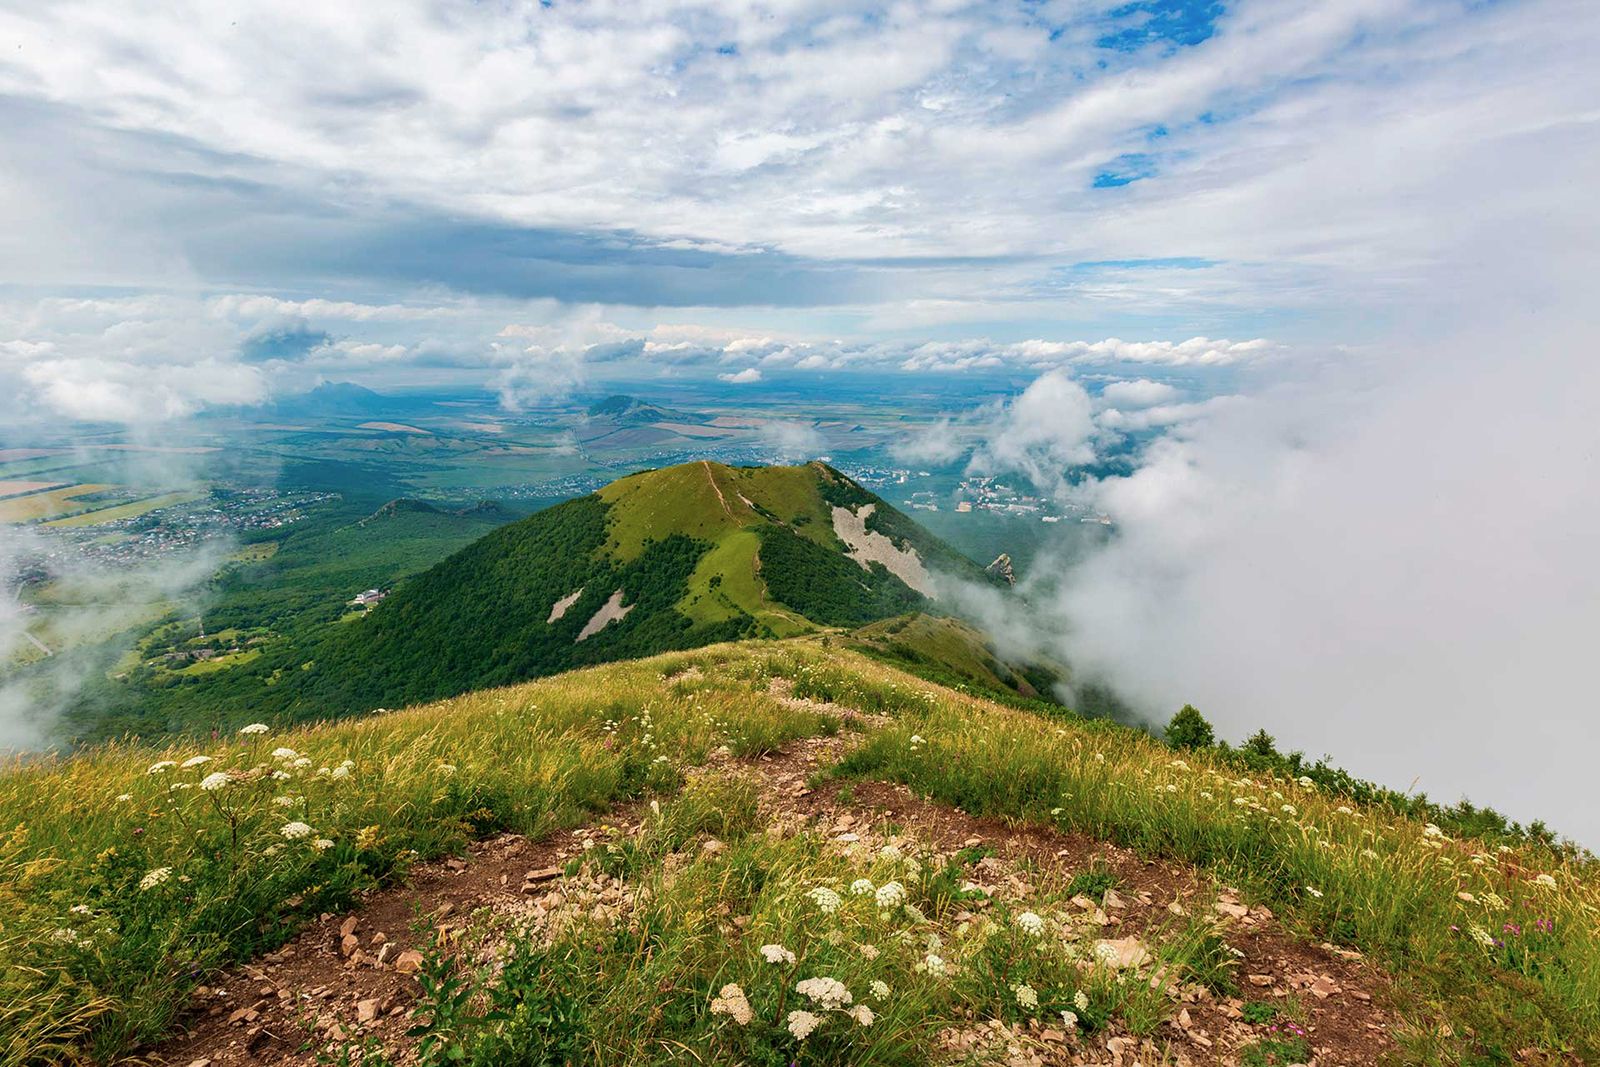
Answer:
[292,461,1000,713]
[586,394,701,425]
[274,381,393,417]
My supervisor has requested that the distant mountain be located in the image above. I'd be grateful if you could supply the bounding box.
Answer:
[274,381,392,417]
[293,461,1000,712]
[586,394,701,425]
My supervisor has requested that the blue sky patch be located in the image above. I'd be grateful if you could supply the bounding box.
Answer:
[1097,0,1226,53]
[1093,153,1160,187]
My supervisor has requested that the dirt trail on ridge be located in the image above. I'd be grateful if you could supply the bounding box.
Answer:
[151,690,1399,1067]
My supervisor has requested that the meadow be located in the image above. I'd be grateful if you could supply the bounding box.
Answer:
[0,640,1594,1064]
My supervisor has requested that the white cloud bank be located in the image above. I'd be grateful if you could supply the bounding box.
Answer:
[958,309,1600,843]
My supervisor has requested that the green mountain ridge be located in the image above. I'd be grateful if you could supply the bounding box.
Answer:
[298,460,1006,713]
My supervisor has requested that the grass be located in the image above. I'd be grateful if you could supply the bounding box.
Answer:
[2,638,1598,1064]
[829,671,1600,1064]
[0,647,835,1064]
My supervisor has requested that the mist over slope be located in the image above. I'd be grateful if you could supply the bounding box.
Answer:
[937,307,1600,844]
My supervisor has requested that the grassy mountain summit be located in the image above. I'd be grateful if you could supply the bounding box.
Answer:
[296,461,996,715]
[3,640,1596,1065]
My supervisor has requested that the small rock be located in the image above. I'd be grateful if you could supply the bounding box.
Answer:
[340,933,361,957]
[1247,974,1275,987]
[395,949,425,975]
[339,916,359,939]
[356,998,380,1024]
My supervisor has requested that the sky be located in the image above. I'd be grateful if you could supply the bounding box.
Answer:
[1,0,1599,839]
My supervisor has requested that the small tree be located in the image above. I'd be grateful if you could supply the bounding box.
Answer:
[1164,704,1215,750]
[1242,728,1279,758]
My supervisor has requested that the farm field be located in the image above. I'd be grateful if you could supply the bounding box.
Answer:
[41,490,202,528]
[0,483,114,522]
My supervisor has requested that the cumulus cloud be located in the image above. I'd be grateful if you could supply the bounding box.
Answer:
[718,368,762,384]
[759,421,826,461]
[966,372,1099,498]
[1099,379,1179,408]
[889,419,966,466]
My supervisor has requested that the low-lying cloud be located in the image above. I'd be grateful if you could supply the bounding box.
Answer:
[954,314,1600,844]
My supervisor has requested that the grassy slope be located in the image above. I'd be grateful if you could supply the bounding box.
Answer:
[848,612,1063,702]
[2,640,1596,1064]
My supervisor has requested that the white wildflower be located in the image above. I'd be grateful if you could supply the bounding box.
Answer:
[1424,823,1446,839]
[795,976,852,1009]
[850,878,876,896]
[147,761,176,775]
[761,944,796,965]
[786,1009,821,1040]
[1015,910,1045,936]
[139,867,172,890]
[1467,923,1495,948]
[1280,804,1298,816]
[849,1004,875,1027]
[1061,1010,1079,1030]
[331,764,351,779]
[180,755,212,769]
[1073,989,1089,1012]
[1297,776,1315,789]
[291,756,312,769]
[238,723,269,735]
[874,881,906,909]
[199,772,231,792]
[279,821,313,840]
[917,952,946,977]
[1336,805,1355,815]
[710,983,753,1026]
[808,886,842,913]
[273,795,295,807]
[859,944,880,961]
[313,838,335,852]
[869,979,890,999]
[1534,873,1558,888]
[115,793,132,802]
[1013,983,1039,1010]
[1304,886,1324,898]
[271,770,292,781]
[271,747,298,761]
